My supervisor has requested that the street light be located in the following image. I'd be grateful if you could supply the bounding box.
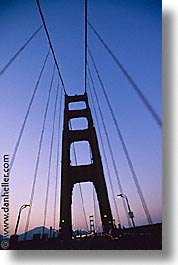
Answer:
[117,194,135,228]
[14,204,30,235]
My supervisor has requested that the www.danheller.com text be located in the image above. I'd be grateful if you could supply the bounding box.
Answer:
[1,154,10,249]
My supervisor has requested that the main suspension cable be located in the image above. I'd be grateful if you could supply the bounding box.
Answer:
[0,25,43,76]
[88,22,162,128]
[24,65,55,239]
[88,48,153,224]
[84,0,88,93]
[36,0,67,95]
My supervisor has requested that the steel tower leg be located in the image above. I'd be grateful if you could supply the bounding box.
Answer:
[59,93,113,240]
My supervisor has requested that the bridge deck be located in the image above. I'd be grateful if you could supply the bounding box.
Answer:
[8,224,162,250]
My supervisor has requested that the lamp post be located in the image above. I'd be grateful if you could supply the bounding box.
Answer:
[117,194,135,228]
[14,204,30,235]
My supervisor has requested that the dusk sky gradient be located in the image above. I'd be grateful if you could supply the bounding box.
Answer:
[0,0,162,235]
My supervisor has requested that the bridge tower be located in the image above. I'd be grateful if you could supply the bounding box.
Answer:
[59,93,113,240]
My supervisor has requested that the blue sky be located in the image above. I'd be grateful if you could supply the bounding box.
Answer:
[0,0,162,235]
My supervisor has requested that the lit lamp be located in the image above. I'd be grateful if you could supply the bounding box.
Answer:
[117,194,135,228]
[14,204,30,235]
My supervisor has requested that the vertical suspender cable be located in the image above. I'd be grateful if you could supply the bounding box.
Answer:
[87,77,123,227]
[53,86,63,230]
[9,49,50,173]
[43,79,60,235]
[24,65,55,239]
[88,48,153,224]
[87,68,131,227]
[92,186,97,231]
[69,121,89,231]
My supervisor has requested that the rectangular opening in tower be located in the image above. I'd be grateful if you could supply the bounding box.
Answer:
[69,101,86,110]
[69,117,88,130]
[70,140,92,166]
[71,182,102,233]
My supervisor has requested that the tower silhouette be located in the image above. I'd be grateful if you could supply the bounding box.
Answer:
[59,93,113,239]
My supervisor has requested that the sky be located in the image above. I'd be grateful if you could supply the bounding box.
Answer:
[0,0,162,236]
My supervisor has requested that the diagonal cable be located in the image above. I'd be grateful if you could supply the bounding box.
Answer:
[88,22,162,128]
[0,25,43,76]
